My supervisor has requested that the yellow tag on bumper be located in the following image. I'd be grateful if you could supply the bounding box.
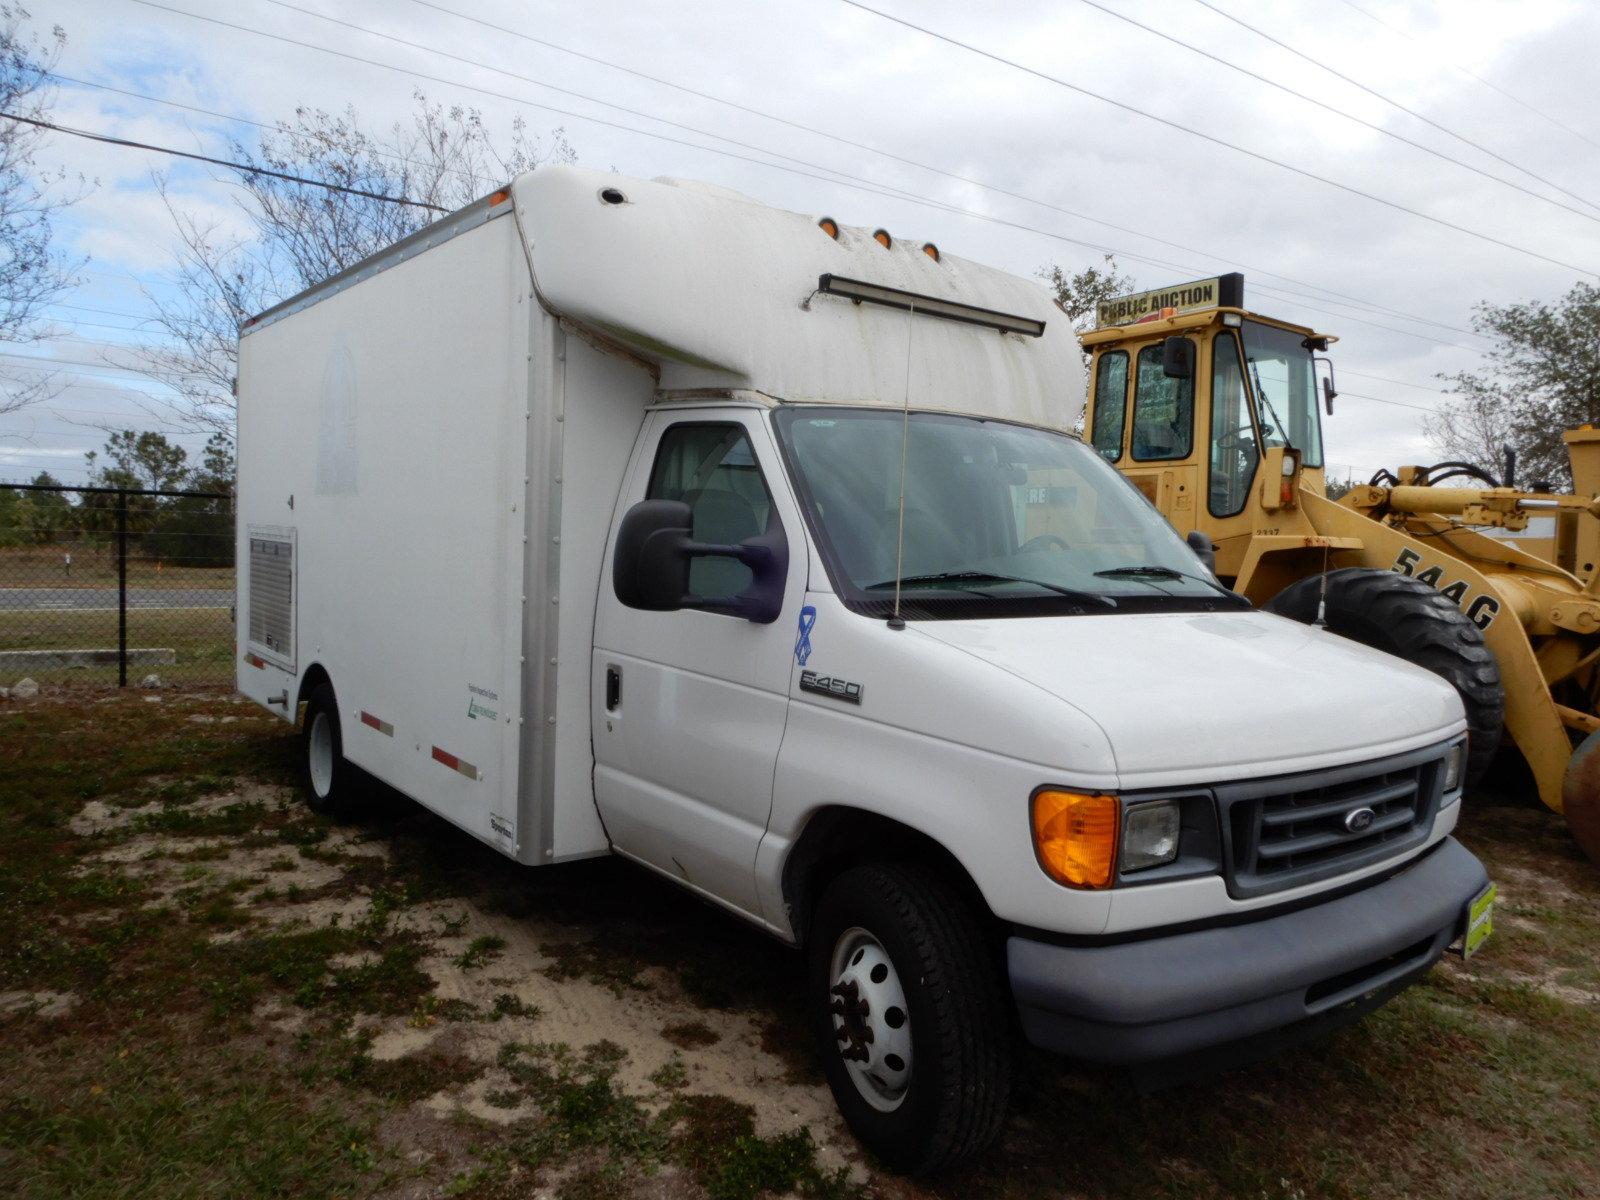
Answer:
[1463,882,1495,959]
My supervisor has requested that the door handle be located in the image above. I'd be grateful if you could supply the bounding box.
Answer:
[605,666,621,712]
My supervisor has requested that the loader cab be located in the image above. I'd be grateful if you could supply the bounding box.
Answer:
[1080,273,1334,584]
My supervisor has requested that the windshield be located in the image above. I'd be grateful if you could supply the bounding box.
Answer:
[1240,320,1324,467]
[772,407,1245,618]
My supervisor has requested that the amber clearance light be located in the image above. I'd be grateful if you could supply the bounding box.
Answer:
[1030,790,1119,888]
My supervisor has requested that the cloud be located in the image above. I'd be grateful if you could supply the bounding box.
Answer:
[19,0,1600,480]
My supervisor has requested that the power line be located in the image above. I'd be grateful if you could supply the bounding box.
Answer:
[98,2,1495,362]
[59,38,1477,346]
[1072,0,1600,226]
[1341,389,1440,414]
[1332,0,1600,154]
[125,0,1503,348]
[1189,0,1600,216]
[48,70,492,193]
[836,0,1599,275]
[401,0,1492,343]
[1342,370,1452,395]
[1,110,449,211]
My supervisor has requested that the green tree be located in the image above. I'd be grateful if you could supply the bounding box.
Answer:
[1425,282,1600,489]
[1040,255,1134,433]
[11,469,71,543]
[84,429,190,491]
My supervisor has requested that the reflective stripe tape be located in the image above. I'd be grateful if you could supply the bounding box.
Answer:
[360,711,394,737]
[431,745,480,780]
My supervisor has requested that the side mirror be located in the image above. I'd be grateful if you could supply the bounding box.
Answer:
[612,498,788,624]
[1315,354,1337,415]
[1185,529,1216,573]
[1161,335,1194,380]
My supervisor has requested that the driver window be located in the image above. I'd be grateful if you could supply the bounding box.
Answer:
[1209,332,1258,517]
[647,423,775,600]
[1130,342,1194,461]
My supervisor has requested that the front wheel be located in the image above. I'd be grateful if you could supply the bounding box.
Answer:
[807,863,1011,1174]
[1266,567,1504,784]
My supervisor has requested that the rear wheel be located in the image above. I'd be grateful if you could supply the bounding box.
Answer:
[1266,567,1504,783]
[807,863,1010,1174]
[300,681,358,815]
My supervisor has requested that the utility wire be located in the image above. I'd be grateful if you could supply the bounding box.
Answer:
[1072,0,1600,226]
[1332,0,1600,153]
[0,111,448,211]
[58,41,1480,344]
[48,70,492,192]
[1189,0,1600,215]
[1342,370,1452,395]
[401,0,1491,342]
[837,0,1598,275]
[121,2,960,240]
[123,0,1501,348]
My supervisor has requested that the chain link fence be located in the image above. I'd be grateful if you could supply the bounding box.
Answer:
[0,482,235,689]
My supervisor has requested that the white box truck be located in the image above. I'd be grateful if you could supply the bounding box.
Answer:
[237,166,1492,1172]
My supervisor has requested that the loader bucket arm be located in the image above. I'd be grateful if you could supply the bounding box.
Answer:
[1300,489,1573,814]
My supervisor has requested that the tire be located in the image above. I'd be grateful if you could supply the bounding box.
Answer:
[299,680,358,816]
[806,863,1011,1174]
[1266,567,1504,783]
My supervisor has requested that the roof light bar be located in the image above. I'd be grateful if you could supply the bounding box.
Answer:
[816,274,1045,338]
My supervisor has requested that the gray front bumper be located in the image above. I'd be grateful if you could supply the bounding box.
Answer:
[1009,836,1488,1064]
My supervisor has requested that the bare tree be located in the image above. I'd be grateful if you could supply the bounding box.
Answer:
[142,92,574,440]
[1419,387,1516,482]
[0,4,84,415]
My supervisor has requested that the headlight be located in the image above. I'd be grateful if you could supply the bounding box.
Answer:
[1443,740,1467,793]
[1030,790,1119,889]
[1122,800,1181,872]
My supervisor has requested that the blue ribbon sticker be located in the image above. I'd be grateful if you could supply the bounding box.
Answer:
[794,605,817,665]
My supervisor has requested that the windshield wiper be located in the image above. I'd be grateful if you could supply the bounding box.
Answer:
[866,570,1116,607]
[1093,565,1245,601]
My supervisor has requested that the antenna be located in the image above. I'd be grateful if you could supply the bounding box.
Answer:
[888,302,915,630]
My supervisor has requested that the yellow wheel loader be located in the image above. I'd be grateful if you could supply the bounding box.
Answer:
[1079,274,1600,863]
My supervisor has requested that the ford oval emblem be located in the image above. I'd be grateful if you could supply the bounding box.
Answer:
[1343,806,1376,834]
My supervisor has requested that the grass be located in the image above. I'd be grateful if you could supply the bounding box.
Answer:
[2,689,1599,1200]
[0,546,234,590]
[0,606,234,685]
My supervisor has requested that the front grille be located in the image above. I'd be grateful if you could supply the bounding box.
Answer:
[1219,744,1447,899]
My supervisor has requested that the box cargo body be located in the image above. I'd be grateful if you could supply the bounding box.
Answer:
[236,191,637,866]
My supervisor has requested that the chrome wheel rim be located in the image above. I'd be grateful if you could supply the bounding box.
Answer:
[308,712,334,798]
[829,926,912,1112]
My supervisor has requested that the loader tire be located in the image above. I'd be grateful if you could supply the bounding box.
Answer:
[1266,567,1503,784]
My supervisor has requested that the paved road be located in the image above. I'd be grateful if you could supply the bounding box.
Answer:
[0,587,232,612]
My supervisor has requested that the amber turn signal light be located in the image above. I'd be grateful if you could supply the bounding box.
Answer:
[1031,790,1119,889]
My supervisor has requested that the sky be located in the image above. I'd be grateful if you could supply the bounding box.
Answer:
[5,0,1600,487]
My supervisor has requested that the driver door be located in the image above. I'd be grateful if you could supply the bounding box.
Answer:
[591,409,805,920]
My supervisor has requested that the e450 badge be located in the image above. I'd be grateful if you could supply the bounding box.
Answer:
[800,670,863,704]
[1393,548,1501,629]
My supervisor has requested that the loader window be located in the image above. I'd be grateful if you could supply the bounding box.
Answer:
[1240,320,1324,468]
[1130,342,1194,462]
[1090,351,1128,462]
[1209,331,1258,518]
[647,423,775,601]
